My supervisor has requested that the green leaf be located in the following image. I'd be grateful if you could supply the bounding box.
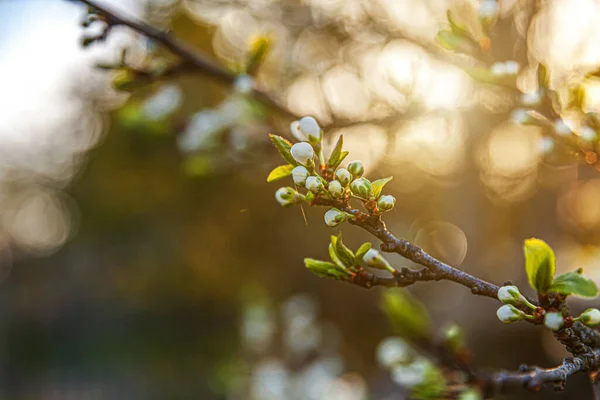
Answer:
[246,35,271,76]
[354,242,372,266]
[329,242,347,271]
[464,66,502,84]
[304,258,350,280]
[372,177,393,199]
[327,135,348,169]
[436,30,471,52]
[447,10,469,37]
[537,63,549,89]
[523,238,556,294]
[266,164,294,182]
[269,134,298,166]
[381,289,431,341]
[550,269,599,298]
[333,233,355,267]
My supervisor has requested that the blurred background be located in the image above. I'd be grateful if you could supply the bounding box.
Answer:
[2,0,600,398]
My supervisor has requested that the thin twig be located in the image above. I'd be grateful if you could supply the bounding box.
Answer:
[483,350,600,397]
[76,0,298,120]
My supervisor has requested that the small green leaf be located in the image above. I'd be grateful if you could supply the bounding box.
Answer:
[381,289,431,341]
[304,258,350,280]
[269,134,298,166]
[537,63,549,89]
[329,240,347,270]
[372,177,393,199]
[354,242,372,266]
[463,67,502,84]
[550,269,599,298]
[327,135,348,169]
[436,30,471,53]
[333,233,355,267]
[447,10,469,37]
[524,238,556,294]
[266,164,294,182]
[246,35,271,76]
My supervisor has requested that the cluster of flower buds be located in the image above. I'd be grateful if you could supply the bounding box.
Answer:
[496,285,600,331]
[376,337,449,397]
[269,115,397,227]
[496,285,537,324]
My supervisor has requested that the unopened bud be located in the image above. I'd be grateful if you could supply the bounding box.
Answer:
[378,195,396,212]
[328,180,344,197]
[305,176,323,194]
[496,304,524,323]
[275,187,303,207]
[291,166,310,186]
[290,116,321,143]
[350,177,372,199]
[348,161,364,178]
[520,90,542,106]
[363,249,394,272]
[579,308,600,326]
[376,337,412,368]
[335,168,352,186]
[290,142,314,165]
[544,312,564,331]
[497,285,524,305]
[324,208,348,227]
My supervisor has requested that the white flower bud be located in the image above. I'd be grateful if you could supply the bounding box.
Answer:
[579,308,600,326]
[504,61,520,76]
[291,166,310,186]
[233,74,254,94]
[290,121,303,141]
[490,62,508,77]
[544,312,564,331]
[328,180,344,197]
[335,168,352,186]
[497,285,523,305]
[496,305,523,323]
[299,116,321,142]
[580,126,597,142]
[511,108,531,125]
[479,0,499,19]
[348,161,364,178]
[305,176,323,194]
[376,337,412,368]
[390,358,430,388]
[290,142,314,165]
[275,187,302,207]
[350,177,372,199]
[324,208,347,227]
[290,117,321,142]
[538,137,554,153]
[378,195,396,212]
[363,248,394,272]
[521,91,542,106]
[554,119,571,136]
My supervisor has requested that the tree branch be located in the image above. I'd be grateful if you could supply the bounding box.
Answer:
[483,350,600,397]
[75,0,298,120]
